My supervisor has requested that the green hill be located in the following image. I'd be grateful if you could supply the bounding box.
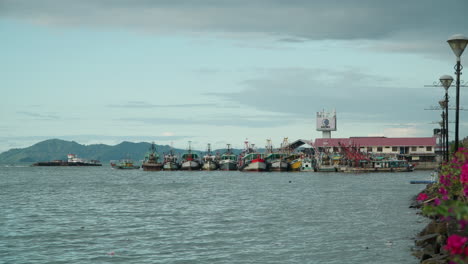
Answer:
[0,139,245,164]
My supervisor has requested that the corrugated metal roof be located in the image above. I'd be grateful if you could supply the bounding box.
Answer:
[314,137,436,147]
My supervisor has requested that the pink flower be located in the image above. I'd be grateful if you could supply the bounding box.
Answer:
[417,193,429,201]
[439,187,448,195]
[464,186,468,197]
[459,219,468,230]
[443,195,449,201]
[434,198,441,206]
[444,234,468,255]
[461,164,468,184]
[441,216,452,222]
[440,175,452,187]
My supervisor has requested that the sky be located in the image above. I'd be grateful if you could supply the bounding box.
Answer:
[1,0,468,152]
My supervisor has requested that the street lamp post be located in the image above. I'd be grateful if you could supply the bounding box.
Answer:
[438,113,446,161]
[447,34,468,151]
[439,75,453,161]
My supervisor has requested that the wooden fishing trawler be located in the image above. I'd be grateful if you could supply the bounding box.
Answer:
[162,144,179,171]
[315,152,338,172]
[219,144,238,171]
[180,141,201,170]
[286,153,302,171]
[300,156,315,171]
[202,143,218,170]
[264,139,288,171]
[112,159,140,169]
[141,142,163,171]
[238,141,267,172]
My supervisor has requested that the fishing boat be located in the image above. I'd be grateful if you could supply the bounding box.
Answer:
[316,152,337,172]
[342,159,415,173]
[142,142,163,171]
[112,159,140,169]
[202,143,218,170]
[180,141,201,170]
[219,144,238,171]
[238,141,267,172]
[286,154,302,171]
[300,157,315,171]
[162,144,179,171]
[264,139,288,171]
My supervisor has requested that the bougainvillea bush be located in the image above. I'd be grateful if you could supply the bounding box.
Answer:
[420,148,468,263]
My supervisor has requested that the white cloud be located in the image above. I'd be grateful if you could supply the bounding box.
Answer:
[162,132,175,137]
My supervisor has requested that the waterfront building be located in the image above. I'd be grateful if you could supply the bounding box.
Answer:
[314,137,438,170]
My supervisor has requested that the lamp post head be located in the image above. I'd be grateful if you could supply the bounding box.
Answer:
[447,34,468,58]
[439,100,446,108]
[439,74,453,91]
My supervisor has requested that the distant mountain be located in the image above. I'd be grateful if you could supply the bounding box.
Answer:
[0,139,246,164]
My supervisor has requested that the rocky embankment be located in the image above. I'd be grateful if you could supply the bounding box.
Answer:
[412,184,468,264]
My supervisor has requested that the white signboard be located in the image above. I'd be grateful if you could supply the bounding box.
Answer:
[316,111,337,131]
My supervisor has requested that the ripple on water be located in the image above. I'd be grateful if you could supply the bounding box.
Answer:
[0,168,430,264]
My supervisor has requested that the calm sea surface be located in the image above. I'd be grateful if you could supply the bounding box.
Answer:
[0,165,431,264]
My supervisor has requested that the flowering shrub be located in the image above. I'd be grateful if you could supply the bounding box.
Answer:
[421,148,468,263]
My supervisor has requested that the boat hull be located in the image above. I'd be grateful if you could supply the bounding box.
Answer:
[342,166,414,173]
[300,161,314,171]
[116,165,140,169]
[142,163,163,171]
[219,161,238,171]
[268,160,289,171]
[33,161,102,166]
[240,160,267,172]
[316,165,337,172]
[180,161,201,170]
[202,161,218,170]
[289,160,302,171]
[163,162,179,171]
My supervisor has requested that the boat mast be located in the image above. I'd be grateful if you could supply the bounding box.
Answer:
[266,139,273,154]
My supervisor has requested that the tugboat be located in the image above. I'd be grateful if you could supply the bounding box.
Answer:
[202,143,218,170]
[219,144,238,171]
[142,142,163,171]
[238,140,267,172]
[180,141,201,170]
[162,144,179,171]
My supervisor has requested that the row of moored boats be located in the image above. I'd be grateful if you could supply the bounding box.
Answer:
[111,141,316,172]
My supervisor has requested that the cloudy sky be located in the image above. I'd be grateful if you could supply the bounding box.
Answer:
[1,0,468,152]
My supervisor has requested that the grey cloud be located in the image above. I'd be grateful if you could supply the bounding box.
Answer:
[1,0,466,41]
[118,113,300,128]
[211,67,450,124]
[107,101,219,108]
[0,135,189,144]
[17,111,60,120]
[278,38,308,43]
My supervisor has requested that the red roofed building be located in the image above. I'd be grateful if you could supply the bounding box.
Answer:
[314,136,438,169]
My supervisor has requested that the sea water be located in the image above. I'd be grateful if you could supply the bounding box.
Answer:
[0,166,431,264]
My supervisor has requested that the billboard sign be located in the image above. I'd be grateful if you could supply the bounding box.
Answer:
[316,111,337,131]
